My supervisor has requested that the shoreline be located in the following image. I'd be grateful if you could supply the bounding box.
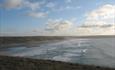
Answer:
[0,55,115,70]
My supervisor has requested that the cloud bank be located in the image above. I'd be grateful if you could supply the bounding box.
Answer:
[46,20,72,31]
[45,4,115,36]
[75,4,115,36]
[84,4,115,26]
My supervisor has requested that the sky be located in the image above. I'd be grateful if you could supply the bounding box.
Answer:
[0,0,115,36]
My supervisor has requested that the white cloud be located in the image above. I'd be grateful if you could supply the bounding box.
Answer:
[46,2,56,8]
[1,0,41,11]
[1,0,48,18]
[69,18,77,23]
[84,4,115,26]
[27,12,48,18]
[76,4,115,35]
[65,6,79,10]
[55,6,81,12]
[3,0,23,9]
[46,19,73,31]
[24,1,41,11]
[65,0,72,3]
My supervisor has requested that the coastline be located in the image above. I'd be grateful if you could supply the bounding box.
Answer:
[0,55,115,70]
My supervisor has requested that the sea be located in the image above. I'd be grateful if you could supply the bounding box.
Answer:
[0,37,115,68]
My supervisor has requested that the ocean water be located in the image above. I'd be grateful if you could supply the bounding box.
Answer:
[0,37,115,68]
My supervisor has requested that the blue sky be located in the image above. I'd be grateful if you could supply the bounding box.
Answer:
[0,0,115,36]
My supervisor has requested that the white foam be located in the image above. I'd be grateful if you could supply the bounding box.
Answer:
[65,49,87,53]
[52,55,71,62]
[63,53,81,57]
[82,49,87,53]
[47,47,57,50]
